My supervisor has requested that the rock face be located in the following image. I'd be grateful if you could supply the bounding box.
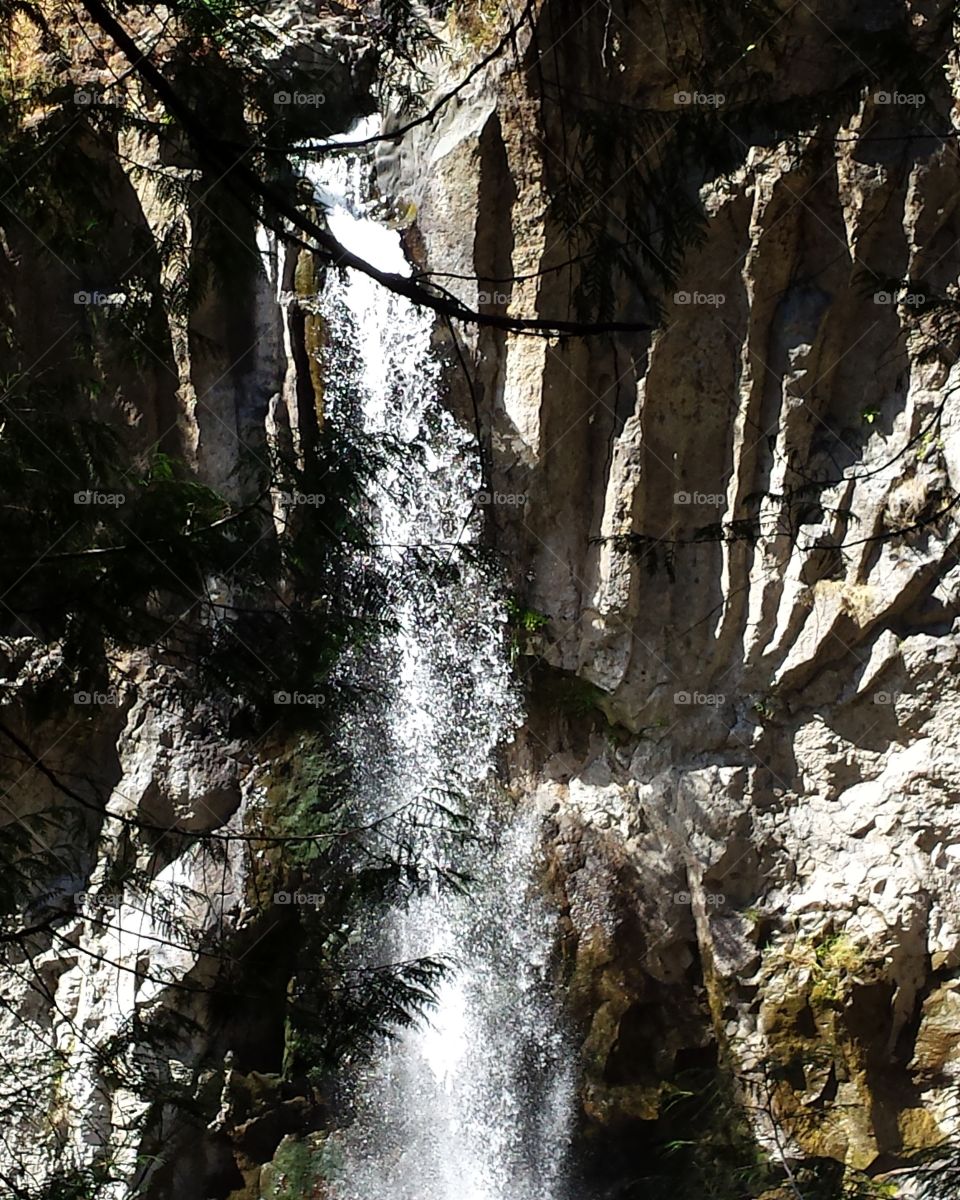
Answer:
[6,0,960,1194]
[0,8,370,1196]
[390,0,960,1185]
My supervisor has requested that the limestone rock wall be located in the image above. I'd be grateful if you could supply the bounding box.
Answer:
[0,10,368,1194]
[7,0,960,1191]
[394,0,960,1182]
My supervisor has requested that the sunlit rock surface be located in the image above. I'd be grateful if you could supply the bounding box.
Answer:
[6,0,960,1195]
[391,0,960,1182]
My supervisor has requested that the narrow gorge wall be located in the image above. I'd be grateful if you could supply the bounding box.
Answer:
[0,9,376,1196]
[387,0,960,1188]
[6,0,960,1196]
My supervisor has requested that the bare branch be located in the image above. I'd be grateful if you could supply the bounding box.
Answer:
[76,0,651,338]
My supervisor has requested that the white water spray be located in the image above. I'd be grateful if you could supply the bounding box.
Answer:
[309,138,574,1200]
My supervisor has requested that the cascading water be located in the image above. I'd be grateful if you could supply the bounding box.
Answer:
[308,136,574,1199]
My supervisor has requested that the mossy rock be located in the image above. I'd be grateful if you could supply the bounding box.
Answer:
[259,1132,337,1199]
[912,983,960,1076]
[582,1080,662,1123]
[292,248,326,426]
[567,925,618,1016]
[581,997,629,1078]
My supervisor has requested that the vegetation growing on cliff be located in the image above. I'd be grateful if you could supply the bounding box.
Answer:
[1,0,960,1196]
[0,187,469,1200]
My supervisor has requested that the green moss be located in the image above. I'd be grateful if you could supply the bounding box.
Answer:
[746,930,943,1172]
[506,600,549,633]
[810,934,864,1006]
[506,598,550,664]
[448,0,505,51]
[916,429,944,462]
[260,1133,343,1200]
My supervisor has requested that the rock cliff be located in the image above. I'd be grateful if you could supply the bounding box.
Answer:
[5,0,960,1195]
[0,6,372,1195]
[389,0,960,1188]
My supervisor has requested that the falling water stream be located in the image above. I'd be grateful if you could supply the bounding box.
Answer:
[307,136,574,1199]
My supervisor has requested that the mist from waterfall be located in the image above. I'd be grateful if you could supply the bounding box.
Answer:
[307,137,574,1200]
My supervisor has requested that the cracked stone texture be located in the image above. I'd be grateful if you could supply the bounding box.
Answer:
[5,0,960,1191]
[391,0,960,1178]
[0,6,368,1192]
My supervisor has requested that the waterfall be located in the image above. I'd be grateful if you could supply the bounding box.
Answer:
[307,138,574,1199]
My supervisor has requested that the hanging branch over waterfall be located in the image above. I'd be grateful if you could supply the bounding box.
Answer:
[72,0,651,338]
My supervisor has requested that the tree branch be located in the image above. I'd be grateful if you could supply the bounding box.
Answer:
[76,0,651,338]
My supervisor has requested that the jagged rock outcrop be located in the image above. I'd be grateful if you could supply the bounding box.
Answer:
[7,0,960,1194]
[0,7,370,1196]
[390,0,960,1185]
